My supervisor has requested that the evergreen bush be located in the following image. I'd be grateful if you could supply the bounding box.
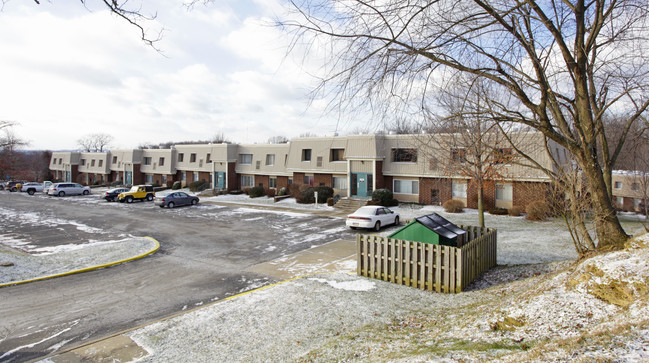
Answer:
[172,181,182,190]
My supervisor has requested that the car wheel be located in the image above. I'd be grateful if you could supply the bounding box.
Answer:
[119,198,125,203]
[394,216,399,226]
[11,187,17,192]
[82,190,89,195]
[373,221,381,231]
[146,194,153,201]
[58,191,65,197]
[350,226,357,230]
[126,196,133,203]
[28,189,35,195]
[167,202,175,209]
[191,199,198,205]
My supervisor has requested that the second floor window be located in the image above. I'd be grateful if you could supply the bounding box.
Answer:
[451,148,467,163]
[178,153,184,162]
[240,154,252,164]
[330,148,345,161]
[143,157,152,166]
[302,149,312,161]
[190,153,197,163]
[80,159,86,166]
[392,148,417,162]
[266,154,275,166]
[159,157,165,166]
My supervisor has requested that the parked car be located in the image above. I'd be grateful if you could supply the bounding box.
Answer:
[20,181,53,195]
[103,187,130,202]
[118,185,155,203]
[154,191,199,208]
[5,181,25,192]
[47,183,91,197]
[346,206,400,231]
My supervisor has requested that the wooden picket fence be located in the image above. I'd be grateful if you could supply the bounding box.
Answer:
[356,226,497,293]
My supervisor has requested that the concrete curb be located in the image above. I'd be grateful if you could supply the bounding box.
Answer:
[0,236,160,288]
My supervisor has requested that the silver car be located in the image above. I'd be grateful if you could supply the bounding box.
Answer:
[47,183,91,197]
[154,191,199,208]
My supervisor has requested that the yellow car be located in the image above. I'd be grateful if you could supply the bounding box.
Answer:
[118,185,155,203]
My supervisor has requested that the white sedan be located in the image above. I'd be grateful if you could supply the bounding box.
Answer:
[346,206,400,231]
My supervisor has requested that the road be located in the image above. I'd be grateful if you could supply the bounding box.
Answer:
[0,191,353,362]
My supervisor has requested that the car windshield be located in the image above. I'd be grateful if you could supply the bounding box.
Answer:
[355,207,380,216]
[129,186,139,192]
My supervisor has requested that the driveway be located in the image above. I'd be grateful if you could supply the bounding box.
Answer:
[0,191,354,362]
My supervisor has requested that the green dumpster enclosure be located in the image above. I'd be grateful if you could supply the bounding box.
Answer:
[388,213,467,247]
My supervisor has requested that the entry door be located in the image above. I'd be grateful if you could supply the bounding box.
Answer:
[352,173,372,198]
[65,171,71,182]
[431,189,440,205]
[215,172,225,189]
[125,171,132,185]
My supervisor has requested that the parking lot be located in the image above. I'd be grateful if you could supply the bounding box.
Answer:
[0,190,355,362]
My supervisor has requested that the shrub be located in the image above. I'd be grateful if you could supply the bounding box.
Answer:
[509,206,523,217]
[265,188,276,198]
[443,199,465,213]
[299,186,334,204]
[327,197,334,206]
[287,183,302,199]
[526,200,550,221]
[371,188,394,206]
[189,180,209,192]
[388,199,400,207]
[248,185,265,198]
[278,187,287,196]
[489,207,509,215]
[172,181,182,190]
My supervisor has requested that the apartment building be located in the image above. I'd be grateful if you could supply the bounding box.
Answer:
[49,132,572,210]
[612,171,649,212]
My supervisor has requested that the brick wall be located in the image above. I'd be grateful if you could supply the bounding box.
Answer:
[513,181,549,209]
[314,173,332,187]
[466,180,496,210]
[199,172,210,184]
[277,176,289,189]
[375,161,384,189]
[293,172,305,185]
[255,175,269,188]
[228,162,237,190]
[419,178,452,205]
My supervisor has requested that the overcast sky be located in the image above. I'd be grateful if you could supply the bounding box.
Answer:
[0,0,364,150]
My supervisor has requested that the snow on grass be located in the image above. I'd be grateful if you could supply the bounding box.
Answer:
[0,237,157,284]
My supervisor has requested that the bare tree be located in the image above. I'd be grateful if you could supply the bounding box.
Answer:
[268,135,290,144]
[281,0,649,249]
[77,133,114,152]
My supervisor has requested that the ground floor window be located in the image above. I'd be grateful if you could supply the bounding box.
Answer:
[193,172,199,182]
[333,176,347,191]
[495,183,513,202]
[635,199,642,209]
[161,175,167,185]
[145,174,153,184]
[304,175,314,186]
[241,175,254,187]
[269,177,277,188]
[393,179,419,194]
[182,172,186,181]
[452,181,467,199]
[616,196,624,206]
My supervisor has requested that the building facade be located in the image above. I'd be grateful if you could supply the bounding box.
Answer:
[50,132,579,210]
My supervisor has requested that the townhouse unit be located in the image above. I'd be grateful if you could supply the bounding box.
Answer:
[612,171,649,212]
[50,132,572,210]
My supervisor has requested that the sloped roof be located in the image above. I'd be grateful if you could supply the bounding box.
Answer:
[414,213,466,239]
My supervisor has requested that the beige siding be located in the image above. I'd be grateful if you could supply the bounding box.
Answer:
[141,149,175,175]
[235,144,291,176]
[78,152,110,174]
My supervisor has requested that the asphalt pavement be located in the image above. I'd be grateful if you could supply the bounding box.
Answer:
[0,191,355,362]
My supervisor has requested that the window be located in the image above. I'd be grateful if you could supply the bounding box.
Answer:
[635,199,642,209]
[330,149,345,162]
[451,148,466,163]
[302,149,312,161]
[614,181,622,189]
[495,184,513,202]
[240,154,252,164]
[304,175,314,186]
[392,148,417,162]
[317,156,323,167]
[98,160,103,167]
[190,153,197,163]
[269,177,277,188]
[193,172,199,182]
[493,148,513,164]
[52,158,57,165]
[161,175,167,185]
[91,159,96,167]
[159,157,165,166]
[333,176,348,191]
[80,159,86,166]
[393,179,419,194]
[452,181,467,198]
[256,161,261,170]
[632,183,640,191]
[206,153,211,163]
[241,175,254,187]
[143,157,152,166]
[59,158,62,164]
[145,174,153,184]
[182,172,186,181]
[265,154,275,166]
[616,196,624,206]
[112,156,117,164]
[178,153,184,162]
